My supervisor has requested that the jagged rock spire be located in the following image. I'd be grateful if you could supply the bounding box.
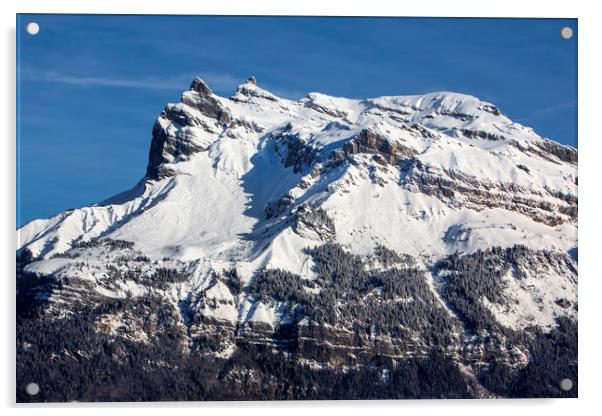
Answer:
[190,77,212,95]
[247,76,257,85]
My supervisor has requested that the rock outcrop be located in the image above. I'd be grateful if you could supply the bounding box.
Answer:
[292,204,336,241]
[17,77,578,401]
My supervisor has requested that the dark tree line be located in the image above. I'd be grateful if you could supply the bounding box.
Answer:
[16,286,471,402]
[16,243,577,401]
[248,244,457,345]
[104,266,189,290]
[435,246,577,398]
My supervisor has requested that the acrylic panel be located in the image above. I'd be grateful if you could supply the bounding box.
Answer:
[16,14,578,402]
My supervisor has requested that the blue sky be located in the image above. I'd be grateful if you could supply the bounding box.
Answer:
[16,15,577,226]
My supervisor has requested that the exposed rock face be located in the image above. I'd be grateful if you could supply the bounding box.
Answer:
[190,77,212,95]
[17,77,577,401]
[17,241,576,401]
[460,128,506,141]
[399,159,577,226]
[292,204,336,241]
[343,129,416,164]
[186,78,233,124]
[273,125,317,173]
[145,113,209,180]
[507,138,577,166]
[535,140,578,164]
[146,78,233,180]
[303,93,349,118]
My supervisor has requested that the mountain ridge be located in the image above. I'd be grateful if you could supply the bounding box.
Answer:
[18,76,577,261]
[16,76,578,401]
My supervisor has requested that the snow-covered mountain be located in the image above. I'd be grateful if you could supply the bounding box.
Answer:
[17,76,578,401]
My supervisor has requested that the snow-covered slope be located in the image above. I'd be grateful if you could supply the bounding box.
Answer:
[18,76,577,323]
[17,76,578,400]
[18,76,577,265]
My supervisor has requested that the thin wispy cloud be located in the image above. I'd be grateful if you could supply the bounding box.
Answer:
[19,67,242,93]
[20,66,308,99]
[519,100,577,123]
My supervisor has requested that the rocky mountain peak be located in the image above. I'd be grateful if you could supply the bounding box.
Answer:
[232,76,278,103]
[189,76,213,96]
[17,75,578,401]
